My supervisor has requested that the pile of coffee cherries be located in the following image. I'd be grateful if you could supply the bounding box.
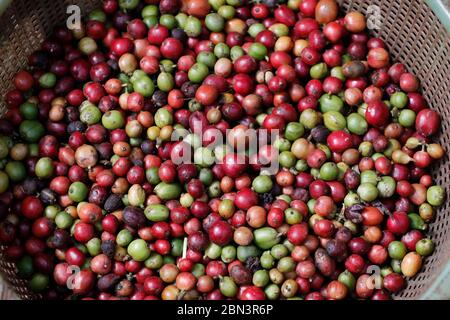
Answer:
[0,0,446,300]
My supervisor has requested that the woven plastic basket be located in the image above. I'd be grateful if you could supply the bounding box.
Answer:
[0,0,449,300]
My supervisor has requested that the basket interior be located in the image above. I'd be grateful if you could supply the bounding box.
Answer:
[0,0,449,300]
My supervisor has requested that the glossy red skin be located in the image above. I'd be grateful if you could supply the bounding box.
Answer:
[309,180,331,199]
[367,48,389,69]
[307,149,327,169]
[408,92,426,113]
[371,69,390,87]
[365,101,390,127]
[240,286,266,300]
[300,0,318,17]
[345,254,365,274]
[294,18,320,39]
[268,76,287,93]
[203,75,228,93]
[32,217,54,238]
[263,114,285,132]
[327,181,346,202]
[14,70,34,91]
[53,263,72,286]
[143,276,164,295]
[274,5,296,26]
[401,230,424,251]
[232,73,254,95]
[287,223,309,245]
[396,180,414,198]
[83,82,105,103]
[291,201,309,218]
[392,164,410,181]
[251,3,270,19]
[348,237,370,255]
[379,230,396,248]
[323,76,343,94]
[255,30,277,48]
[413,151,432,168]
[147,25,169,45]
[387,212,410,235]
[65,247,86,267]
[21,196,44,220]
[374,156,392,175]
[72,270,95,295]
[383,273,405,293]
[160,38,183,60]
[323,21,345,43]
[206,260,227,278]
[399,73,420,92]
[327,130,353,153]
[296,172,314,188]
[73,222,95,243]
[323,49,342,67]
[111,38,134,55]
[234,55,257,74]
[310,273,326,291]
[305,292,325,300]
[301,47,321,66]
[368,245,388,265]
[415,109,441,137]
[388,63,406,83]
[208,221,233,246]
[267,207,284,228]
[154,239,171,255]
[269,51,292,68]
[234,188,258,211]
[102,214,119,234]
[371,290,391,300]
[313,220,335,238]
[272,103,298,122]
[346,77,367,90]
[222,153,247,179]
